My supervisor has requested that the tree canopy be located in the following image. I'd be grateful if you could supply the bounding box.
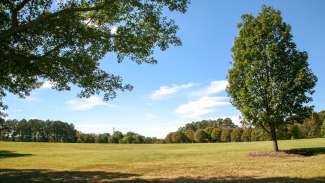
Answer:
[0,0,189,116]
[227,6,317,151]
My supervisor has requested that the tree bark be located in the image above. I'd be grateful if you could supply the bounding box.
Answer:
[270,124,279,152]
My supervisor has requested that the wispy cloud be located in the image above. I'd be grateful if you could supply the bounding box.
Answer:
[229,115,241,126]
[176,96,229,118]
[150,83,195,100]
[175,80,230,119]
[66,96,112,111]
[192,80,228,96]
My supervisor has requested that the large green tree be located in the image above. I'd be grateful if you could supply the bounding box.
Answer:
[227,6,317,151]
[0,0,189,116]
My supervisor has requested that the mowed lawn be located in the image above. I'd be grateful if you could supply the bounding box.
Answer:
[0,138,325,183]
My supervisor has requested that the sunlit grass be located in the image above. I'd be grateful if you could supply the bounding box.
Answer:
[0,138,325,182]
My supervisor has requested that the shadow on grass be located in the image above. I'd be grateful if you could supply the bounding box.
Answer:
[0,169,139,183]
[0,169,325,183]
[0,150,32,159]
[285,147,325,156]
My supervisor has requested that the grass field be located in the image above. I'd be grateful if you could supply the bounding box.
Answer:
[1,138,325,182]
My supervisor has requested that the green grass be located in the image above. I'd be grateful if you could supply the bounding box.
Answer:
[1,138,325,182]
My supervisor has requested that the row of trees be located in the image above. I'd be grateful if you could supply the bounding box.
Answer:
[76,131,164,144]
[0,119,76,142]
[0,119,163,143]
[1,111,324,144]
[165,112,325,143]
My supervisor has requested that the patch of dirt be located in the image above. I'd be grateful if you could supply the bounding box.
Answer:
[248,151,303,158]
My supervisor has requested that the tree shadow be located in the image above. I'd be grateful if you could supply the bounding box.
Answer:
[284,147,325,157]
[0,150,32,159]
[0,169,139,183]
[0,169,324,183]
[119,176,325,183]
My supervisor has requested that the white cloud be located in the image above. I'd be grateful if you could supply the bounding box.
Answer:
[193,80,228,96]
[41,80,54,89]
[150,83,195,100]
[206,80,228,94]
[66,96,111,111]
[229,115,241,126]
[176,96,230,118]
[175,80,230,119]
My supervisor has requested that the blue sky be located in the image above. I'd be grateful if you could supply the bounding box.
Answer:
[4,0,325,138]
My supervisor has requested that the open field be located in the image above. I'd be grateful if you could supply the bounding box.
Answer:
[1,138,325,183]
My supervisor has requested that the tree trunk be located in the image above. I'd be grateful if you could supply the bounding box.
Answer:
[270,124,279,152]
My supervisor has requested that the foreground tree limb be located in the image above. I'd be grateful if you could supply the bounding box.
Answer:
[0,0,189,116]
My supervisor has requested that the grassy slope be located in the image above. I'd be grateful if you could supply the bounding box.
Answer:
[0,138,325,182]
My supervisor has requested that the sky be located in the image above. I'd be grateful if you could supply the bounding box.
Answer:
[4,0,325,138]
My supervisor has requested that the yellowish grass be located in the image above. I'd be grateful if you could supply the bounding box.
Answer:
[0,138,325,182]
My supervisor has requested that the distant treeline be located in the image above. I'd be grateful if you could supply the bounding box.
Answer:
[1,111,324,144]
[0,119,163,143]
[0,119,77,142]
[165,111,325,143]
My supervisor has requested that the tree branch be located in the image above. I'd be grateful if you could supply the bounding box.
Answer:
[258,123,271,134]
[9,0,32,28]
[16,0,32,11]
[1,0,14,8]
[0,4,104,41]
